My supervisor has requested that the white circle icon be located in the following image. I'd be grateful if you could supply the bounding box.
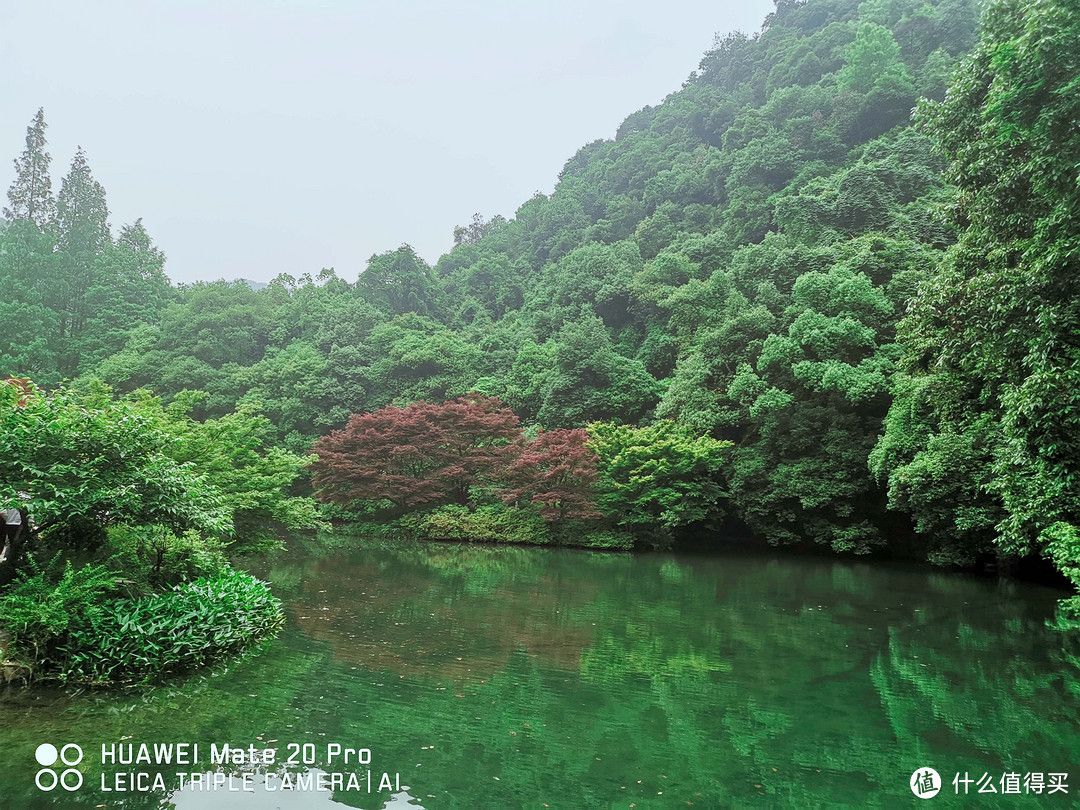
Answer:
[35,768,58,791]
[60,743,83,765]
[911,767,941,798]
[35,744,58,766]
[60,768,84,791]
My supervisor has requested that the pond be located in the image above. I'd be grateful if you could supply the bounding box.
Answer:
[1,540,1078,808]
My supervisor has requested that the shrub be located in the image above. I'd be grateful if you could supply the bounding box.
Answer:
[588,420,731,547]
[568,529,635,550]
[104,524,228,591]
[408,505,633,549]
[414,504,552,545]
[0,554,118,672]
[56,567,283,684]
[1043,522,1080,629]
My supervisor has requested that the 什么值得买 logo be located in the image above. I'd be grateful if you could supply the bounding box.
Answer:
[911,767,941,799]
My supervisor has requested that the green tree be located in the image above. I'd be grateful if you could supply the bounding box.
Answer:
[877,0,1080,583]
[233,341,334,450]
[537,313,661,428]
[724,261,901,554]
[588,421,732,546]
[156,280,273,369]
[0,223,59,382]
[355,244,438,317]
[80,219,174,368]
[525,241,640,337]
[0,379,227,583]
[837,22,910,94]
[4,108,56,230]
[52,147,111,377]
[159,392,323,551]
[55,147,110,260]
[360,314,482,408]
[837,22,917,140]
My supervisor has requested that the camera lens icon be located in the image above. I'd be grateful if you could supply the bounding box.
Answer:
[34,743,83,791]
[35,744,59,766]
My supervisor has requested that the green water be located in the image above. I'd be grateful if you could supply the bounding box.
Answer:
[1,541,1078,808]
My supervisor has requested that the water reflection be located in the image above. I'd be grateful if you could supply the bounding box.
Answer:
[0,540,1076,808]
[171,772,424,809]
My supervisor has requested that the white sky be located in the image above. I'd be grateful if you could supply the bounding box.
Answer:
[0,0,775,284]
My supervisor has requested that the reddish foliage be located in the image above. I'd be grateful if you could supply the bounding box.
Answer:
[2,377,35,407]
[499,428,600,520]
[311,394,521,509]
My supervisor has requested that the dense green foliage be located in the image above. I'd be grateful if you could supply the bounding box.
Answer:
[0,562,282,683]
[3,0,1079,616]
[588,421,732,545]
[0,378,319,556]
[152,393,323,550]
[0,379,226,545]
[57,568,283,683]
[871,0,1080,598]
[0,554,117,674]
[0,374,312,681]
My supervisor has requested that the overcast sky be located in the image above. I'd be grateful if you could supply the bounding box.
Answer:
[0,0,775,285]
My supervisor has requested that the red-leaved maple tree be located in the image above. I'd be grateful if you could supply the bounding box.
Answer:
[499,428,600,520]
[311,394,521,509]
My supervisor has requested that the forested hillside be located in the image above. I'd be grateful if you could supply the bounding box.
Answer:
[3,0,1079,616]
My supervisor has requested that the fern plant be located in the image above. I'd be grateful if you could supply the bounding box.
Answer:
[0,553,118,672]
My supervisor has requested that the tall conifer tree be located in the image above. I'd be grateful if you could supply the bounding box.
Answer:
[56,147,110,255]
[53,147,110,376]
[4,108,56,229]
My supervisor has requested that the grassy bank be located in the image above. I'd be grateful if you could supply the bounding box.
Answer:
[0,561,283,685]
[326,502,635,550]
